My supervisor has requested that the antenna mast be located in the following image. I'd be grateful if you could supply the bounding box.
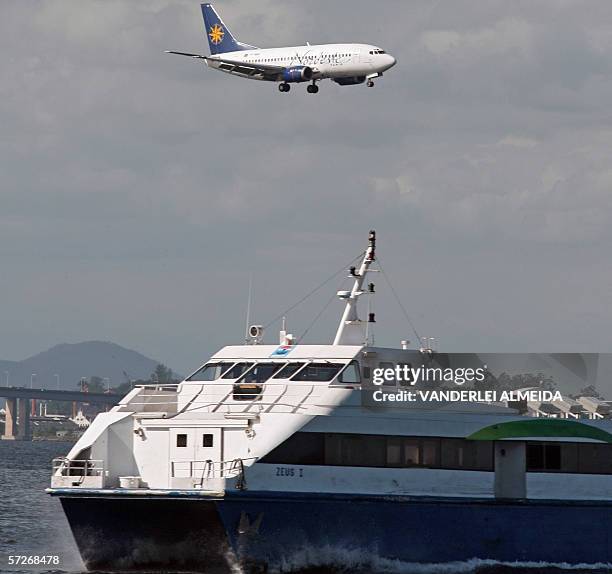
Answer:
[333,230,376,345]
[244,274,253,343]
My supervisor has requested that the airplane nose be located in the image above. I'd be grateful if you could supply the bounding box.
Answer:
[387,55,397,68]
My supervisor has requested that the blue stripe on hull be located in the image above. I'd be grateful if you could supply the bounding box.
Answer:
[220,491,612,566]
[57,491,612,570]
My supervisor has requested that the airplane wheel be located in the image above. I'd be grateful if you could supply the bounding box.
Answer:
[367,80,375,88]
[279,83,290,92]
[307,84,319,94]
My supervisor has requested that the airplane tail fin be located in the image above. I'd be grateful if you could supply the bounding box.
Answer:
[201,3,256,55]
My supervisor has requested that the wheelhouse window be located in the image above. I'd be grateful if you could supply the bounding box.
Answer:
[237,363,283,385]
[202,434,214,448]
[337,361,361,384]
[232,362,283,401]
[187,362,234,381]
[222,362,254,379]
[272,362,305,379]
[176,434,187,447]
[292,363,344,382]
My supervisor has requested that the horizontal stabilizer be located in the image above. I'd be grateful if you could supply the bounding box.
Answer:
[165,50,208,59]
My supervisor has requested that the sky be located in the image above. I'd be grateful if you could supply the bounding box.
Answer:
[2,0,612,377]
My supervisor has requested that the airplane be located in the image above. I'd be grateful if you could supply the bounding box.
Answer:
[166,3,396,94]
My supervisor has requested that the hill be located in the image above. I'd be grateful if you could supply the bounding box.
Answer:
[0,341,177,390]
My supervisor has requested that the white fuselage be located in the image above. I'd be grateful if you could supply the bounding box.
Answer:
[208,43,396,81]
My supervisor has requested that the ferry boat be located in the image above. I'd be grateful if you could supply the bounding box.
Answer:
[48,231,612,571]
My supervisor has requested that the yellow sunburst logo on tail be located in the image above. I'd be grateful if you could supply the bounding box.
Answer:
[209,24,225,45]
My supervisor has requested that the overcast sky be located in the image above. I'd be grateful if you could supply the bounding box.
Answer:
[2,0,612,376]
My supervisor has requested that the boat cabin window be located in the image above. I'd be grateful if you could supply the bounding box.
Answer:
[272,362,306,379]
[202,434,214,447]
[260,434,612,475]
[222,362,254,379]
[291,363,344,382]
[187,362,234,381]
[526,443,560,471]
[260,432,493,471]
[337,361,361,384]
[237,363,283,385]
[176,434,188,447]
[526,441,612,474]
[378,362,396,386]
[440,438,493,470]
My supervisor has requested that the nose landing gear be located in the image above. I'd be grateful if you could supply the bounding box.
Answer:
[279,83,290,92]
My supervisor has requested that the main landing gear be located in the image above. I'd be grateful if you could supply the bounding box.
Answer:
[278,82,320,94]
[367,80,375,88]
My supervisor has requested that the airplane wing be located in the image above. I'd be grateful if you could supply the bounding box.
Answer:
[165,51,285,81]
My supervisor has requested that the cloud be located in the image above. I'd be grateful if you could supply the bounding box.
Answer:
[2,0,612,371]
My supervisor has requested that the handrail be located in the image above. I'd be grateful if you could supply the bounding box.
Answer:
[52,457,105,477]
[171,457,257,480]
[134,383,180,389]
[119,378,356,420]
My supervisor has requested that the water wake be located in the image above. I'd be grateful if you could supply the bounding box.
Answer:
[271,545,612,574]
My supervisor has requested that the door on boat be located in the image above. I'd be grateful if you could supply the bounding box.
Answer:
[195,428,222,464]
[169,428,222,479]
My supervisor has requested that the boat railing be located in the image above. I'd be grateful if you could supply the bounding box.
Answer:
[121,383,180,414]
[171,457,257,483]
[123,380,352,415]
[51,458,106,488]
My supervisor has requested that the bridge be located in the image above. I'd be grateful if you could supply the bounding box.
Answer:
[1,386,122,441]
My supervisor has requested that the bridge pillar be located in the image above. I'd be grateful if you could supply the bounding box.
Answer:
[2,398,17,440]
[16,398,31,440]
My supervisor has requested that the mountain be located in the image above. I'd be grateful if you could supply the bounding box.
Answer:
[0,341,177,390]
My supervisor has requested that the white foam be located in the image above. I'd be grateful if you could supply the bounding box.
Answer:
[271,545,612,573]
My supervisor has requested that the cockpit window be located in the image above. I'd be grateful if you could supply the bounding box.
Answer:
[273,362,306,379]
[187,362,234,381]
[291,363,344,382]
[237,363,283,385]
[221,362,254,379]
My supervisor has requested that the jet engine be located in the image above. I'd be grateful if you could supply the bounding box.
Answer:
[282,66,313,83]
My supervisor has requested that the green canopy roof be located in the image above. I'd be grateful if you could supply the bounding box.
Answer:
[467,418,612,443]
